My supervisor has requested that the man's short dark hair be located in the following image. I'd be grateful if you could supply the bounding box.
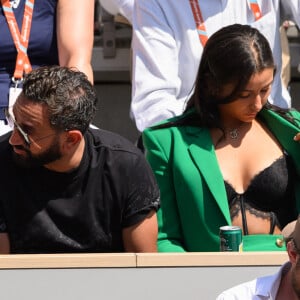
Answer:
[22,65,97,134]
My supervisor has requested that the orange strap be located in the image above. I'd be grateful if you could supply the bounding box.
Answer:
[189,0,262,47]
[249,0,262,20]
[1,0,35,80]
[189,0,208,46]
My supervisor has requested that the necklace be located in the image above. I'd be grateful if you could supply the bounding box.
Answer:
[10,0,20,9]
[225,122,248,140]
[228,128,239,140]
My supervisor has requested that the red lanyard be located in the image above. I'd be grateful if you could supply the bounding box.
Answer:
[249,0,262,20]
[189,0,208,46]
[189,0,262,46]
[1,0,34,81]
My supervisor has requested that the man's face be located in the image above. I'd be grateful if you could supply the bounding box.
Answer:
[8,95,63,168]
[11,134,63,168]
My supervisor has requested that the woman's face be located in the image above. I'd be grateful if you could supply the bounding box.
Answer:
[217,68,274,124]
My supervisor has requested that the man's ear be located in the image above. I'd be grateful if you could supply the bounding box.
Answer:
[287,240,298,263]
[63,130,83,150]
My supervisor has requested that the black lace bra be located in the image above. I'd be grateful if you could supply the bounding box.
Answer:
[224,154,297,235]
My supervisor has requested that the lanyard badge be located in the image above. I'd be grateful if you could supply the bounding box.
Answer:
[8,79,22,115]
[1,0,35,108]
[249,0,262,20]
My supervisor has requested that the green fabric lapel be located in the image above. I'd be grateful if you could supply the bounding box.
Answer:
[184,126,231,225]
[260,109,300,170]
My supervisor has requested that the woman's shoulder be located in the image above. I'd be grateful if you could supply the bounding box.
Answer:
[142,110,206,151]
[261,106,300,127]
[144,109,198,133]
[286,108,300,123]
[142,117,181,148]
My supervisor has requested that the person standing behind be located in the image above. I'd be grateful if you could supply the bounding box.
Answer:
[216,216,300,299]
[131,0,300,132]
[0,0,94,134]
[0,65,160,254]
[143,24,300,252]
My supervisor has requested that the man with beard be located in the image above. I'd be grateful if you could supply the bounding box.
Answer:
[0,65,160,254]
[217,216,300,299]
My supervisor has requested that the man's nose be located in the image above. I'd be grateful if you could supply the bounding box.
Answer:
[9,127,25,146]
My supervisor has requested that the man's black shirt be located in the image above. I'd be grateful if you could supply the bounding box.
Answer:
[0,129,160,253]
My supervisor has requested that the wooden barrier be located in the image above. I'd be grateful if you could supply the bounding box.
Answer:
[0,252,287,300]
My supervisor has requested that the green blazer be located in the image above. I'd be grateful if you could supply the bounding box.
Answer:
[143,108,300,252]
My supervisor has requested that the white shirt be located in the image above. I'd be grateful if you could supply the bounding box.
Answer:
[99,0,133,23]
[131,0,300,131]
[216,262,291,300]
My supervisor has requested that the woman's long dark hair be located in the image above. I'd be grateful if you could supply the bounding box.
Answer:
[154,24,291,129]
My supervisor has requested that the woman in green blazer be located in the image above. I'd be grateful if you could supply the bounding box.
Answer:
[143,24,300,252]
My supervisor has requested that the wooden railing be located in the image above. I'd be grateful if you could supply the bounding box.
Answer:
[0,252,288,300]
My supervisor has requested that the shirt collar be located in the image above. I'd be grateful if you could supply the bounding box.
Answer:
[255,261,291,298]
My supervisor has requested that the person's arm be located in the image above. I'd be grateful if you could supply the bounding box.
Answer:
[131,0,185,131]
[0,233,10,254]
[56,0,94,83]
[143,128,186,252]
[119,145,160,253]
[122,210,158,252]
